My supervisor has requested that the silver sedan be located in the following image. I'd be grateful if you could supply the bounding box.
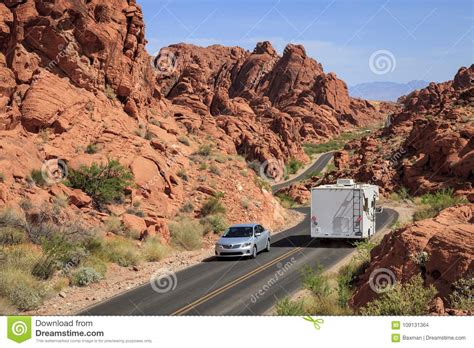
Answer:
[215,223,271,259]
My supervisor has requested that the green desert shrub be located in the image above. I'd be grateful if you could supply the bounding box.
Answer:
[275,298,305,316]
[103,239,141,267]
[254,176,271,191]
[413,189,468,221]
[448,276,474,311]
[214,155,226,164]
[177,169,189,182]
[143,238,169,262]
[302,265,332,299]
[85,143,99,154]
[71,267,102,287]
[105,84,117,100]
[0,209,27,246]
[389,186,411,202]
[303,141,340,156]
[285,158,304,175]
[31,256,57,281]
[104,216,125,234]
[19,198,33,211]
[125,207,145,218]
[67,160,134,208]
[303,129,372,157]
[200,197,226,217]
[303,294,353,315]
[33,233,90,279]
[360,275,436,315]
[353,239,376,266]
[209,164,221,175]
[336,262,358,308]
[82,256,107,277]
[180,202,194,214]
[0,296,16,315]
[200,214,227,234]
[29,169,47,187]
[0,246,47,310]
[170,218,204,250]
[1,245,40,272]
[0,270,47,310]
[275,193,297,209]
[197,144,213,156]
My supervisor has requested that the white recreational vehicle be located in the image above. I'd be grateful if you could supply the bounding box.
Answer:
[310,179,380,240]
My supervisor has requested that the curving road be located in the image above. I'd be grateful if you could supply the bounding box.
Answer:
[272,152,334,193]
[81,207,397,315]
[81,153,398,316]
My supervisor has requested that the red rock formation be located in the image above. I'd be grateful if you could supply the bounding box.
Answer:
[0,0,300,243]
[322,65,474,198]
[155,41,385,164]
[350,205,474,309]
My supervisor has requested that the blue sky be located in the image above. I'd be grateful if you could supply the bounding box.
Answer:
[137,0,473,85]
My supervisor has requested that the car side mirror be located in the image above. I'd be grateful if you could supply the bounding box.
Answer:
[375,207,384,214]
[255,232,262,237]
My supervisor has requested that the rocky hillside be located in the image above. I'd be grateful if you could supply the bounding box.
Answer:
[280,65,473,201]
[331,65,473,197]
[352,205,473,310]
[0,0,281,237]
[0,0,384,240]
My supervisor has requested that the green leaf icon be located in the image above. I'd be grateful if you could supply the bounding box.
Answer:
[8,316,32,343]
[303,316,324,330]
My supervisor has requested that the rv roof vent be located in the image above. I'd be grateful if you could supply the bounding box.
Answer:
[337,179,355,186]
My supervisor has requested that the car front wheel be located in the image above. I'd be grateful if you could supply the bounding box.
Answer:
[251,246,257,259]
[265,240,270,252]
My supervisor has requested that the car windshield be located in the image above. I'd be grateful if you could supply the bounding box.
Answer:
[223,227,254,238]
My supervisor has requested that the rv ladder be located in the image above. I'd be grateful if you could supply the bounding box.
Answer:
[353,187,362,233]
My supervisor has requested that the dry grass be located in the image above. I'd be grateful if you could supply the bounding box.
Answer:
[143,238,170,262]
[170,218,204,250]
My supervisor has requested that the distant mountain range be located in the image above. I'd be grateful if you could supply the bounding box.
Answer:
[349,80,429,102]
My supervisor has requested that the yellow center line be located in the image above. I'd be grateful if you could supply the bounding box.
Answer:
[172,247,303,315]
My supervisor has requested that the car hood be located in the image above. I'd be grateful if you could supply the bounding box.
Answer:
[218,237,253,245]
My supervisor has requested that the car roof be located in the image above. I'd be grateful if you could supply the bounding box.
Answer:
[230,223,258,228]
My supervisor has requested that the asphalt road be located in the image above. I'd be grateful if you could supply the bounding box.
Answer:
[271,152,334,193]
[81,208,397,316]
